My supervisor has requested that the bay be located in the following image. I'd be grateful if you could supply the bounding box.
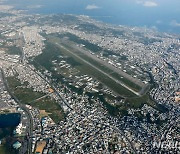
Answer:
[4,0,180,34]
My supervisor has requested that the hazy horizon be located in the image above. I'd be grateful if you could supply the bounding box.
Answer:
[3,0,180,34]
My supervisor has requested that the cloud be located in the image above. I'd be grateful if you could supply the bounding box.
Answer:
[27,5,43,9]
[144,1,158,7]
[170,20,180,27]
[136,1,158,7]
[85,4,100,10]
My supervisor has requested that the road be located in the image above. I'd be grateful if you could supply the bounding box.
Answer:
[0,40,137,153]
[27,54,137,153]
[1,68,33,154]
[26,63,73,111]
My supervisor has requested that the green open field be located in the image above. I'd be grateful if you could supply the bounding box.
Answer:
[60,34,145,90]
[31,97,64,124]
[32,39,135,97]
[45,36,139,97]
[30,34,167,118]
[7,76,64,123]
[50,35,143,91]
[62,38,142,91]
[7,76,43,103]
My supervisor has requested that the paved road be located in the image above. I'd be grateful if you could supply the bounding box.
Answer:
[1,68,33,154]
[29,53,137,153]
[0,42,137,153]
[53,43,138,153]
[26,63,73,111]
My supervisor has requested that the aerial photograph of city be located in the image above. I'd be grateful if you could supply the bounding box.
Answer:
[0,0,179,153]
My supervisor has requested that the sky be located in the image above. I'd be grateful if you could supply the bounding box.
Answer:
[2,0,180,34]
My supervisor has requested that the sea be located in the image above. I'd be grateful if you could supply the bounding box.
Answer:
[4,0,180,34]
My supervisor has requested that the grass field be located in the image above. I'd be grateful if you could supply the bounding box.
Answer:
[29,34,167,119]
[31,97,64,123]
[7,76,64,123]
[48,35,143,92]
[7,76,44,103]
[62,40,142,91]
[45,37,138,97]
[32,37,159,113]
[32,39,134,97]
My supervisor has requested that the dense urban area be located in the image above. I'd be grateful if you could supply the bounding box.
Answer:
[0,4,179,154]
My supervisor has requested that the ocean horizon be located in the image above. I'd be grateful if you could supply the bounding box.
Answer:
[4,0,180,34]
